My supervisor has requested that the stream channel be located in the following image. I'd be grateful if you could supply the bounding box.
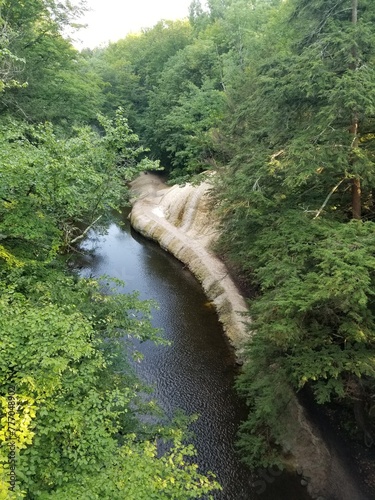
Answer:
[78,209,311,500]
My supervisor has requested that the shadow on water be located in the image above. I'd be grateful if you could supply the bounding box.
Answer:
[77,210,311,500]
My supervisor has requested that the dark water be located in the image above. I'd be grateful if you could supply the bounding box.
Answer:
[78,212,311,500]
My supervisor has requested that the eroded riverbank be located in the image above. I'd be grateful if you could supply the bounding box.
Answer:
[129,173,250,361]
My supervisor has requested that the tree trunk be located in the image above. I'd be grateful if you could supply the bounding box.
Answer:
[352,176,361,220]
[351,0,361,220]
[352,0,358,24]
[351,115,361,220]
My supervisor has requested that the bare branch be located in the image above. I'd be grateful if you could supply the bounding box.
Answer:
[70,215,102,244]
[313,179,345,219]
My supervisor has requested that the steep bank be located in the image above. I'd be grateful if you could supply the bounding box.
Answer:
[129,173,370,500]
[129,173,250,360]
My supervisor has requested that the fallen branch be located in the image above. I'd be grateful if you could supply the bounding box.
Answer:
[313,179,345,219]
[270,149,285,162]
[70,215,102,244]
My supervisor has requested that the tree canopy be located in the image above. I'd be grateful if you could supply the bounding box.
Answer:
[2,0,375,490]
[0,1,220,498]
[86,0,375,470]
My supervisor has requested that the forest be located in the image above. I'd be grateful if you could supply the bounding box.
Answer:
[1,0,375,497]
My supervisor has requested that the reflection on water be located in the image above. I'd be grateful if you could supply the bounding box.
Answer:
[78,214,311,500]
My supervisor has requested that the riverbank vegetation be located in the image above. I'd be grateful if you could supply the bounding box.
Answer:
[85,0,375,473]
[0,1,219,498]
[1,0,375,495]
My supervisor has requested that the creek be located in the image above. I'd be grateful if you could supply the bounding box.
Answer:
[78,209,311,500]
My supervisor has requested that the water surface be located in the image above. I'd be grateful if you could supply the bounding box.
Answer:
[79,212,311,500]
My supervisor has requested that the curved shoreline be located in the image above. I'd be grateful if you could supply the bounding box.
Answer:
[128,173,372,500]
[129,173,251,362]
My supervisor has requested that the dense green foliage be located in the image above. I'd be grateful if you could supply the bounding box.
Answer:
[215,0,375,465]
[89,16,228,179]
[86,20,193,130]
[0,1,220,498]
[86,0,375,469]
[0,0,104,126]
[2,0,375,489]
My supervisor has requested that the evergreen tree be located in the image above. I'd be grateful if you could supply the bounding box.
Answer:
[215,0,375,465]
